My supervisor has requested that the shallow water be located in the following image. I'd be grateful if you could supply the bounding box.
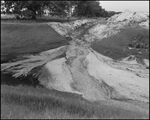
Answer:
[1,72,41,87]
[1,53,42,87]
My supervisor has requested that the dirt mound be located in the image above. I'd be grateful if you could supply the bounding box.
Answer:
[84,10,149,42]
[107,10,149,26]
[1,13,149,104]
[48,19,97,37]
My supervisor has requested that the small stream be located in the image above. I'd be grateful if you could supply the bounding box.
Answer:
[1,53,43,87]
[1,72,41,87]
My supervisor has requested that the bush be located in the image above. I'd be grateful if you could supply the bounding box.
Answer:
[21,10,36,19]
[15,15,20,20]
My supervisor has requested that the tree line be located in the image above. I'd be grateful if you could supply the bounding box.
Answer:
[1,1,121,19]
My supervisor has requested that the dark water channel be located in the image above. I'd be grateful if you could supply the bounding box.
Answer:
[1,72,41,87]
[1,54,43,87]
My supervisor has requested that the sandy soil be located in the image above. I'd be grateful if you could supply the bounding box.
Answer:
[1,11,149,116]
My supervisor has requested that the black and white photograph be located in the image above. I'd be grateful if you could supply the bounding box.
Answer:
[1,0,149,119]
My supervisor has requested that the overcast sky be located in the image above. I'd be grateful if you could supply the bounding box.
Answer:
[100,1,149,12]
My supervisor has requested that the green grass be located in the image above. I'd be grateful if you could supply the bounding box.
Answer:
[1,15,78,23]
[91,26,149,60]
[1,85,148,119]
[1,22,67,55]
[1,21,69,63]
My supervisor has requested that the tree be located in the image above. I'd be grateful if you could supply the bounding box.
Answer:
[107,11,121,17]
[3,1,112,19]
[3,1,51,19]
[1,1,6,14]
[99,9,108,17]
[3,1,77,19]
[47,1,76,18]
[73,1,102,17]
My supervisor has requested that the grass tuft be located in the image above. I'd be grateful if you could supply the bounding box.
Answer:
[1,85,148,119]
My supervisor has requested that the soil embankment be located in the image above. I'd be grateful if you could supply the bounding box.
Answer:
[1,11,149,117]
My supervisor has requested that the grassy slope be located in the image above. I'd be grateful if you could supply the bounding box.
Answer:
[1,22,67,55]
[1,85,148,119]
[1,15,78,23]
[91,26,149,60]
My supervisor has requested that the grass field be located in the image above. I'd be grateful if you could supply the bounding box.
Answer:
[1,14,78,22]
[91,26,149,60]
[1,85,148,119]
[1,21,68,55]
[1,21,69,63]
